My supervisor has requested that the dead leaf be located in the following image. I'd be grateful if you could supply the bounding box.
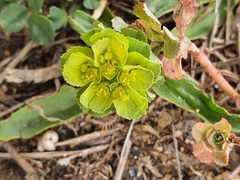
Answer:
[173,0,198,37]
[162,57,182,80]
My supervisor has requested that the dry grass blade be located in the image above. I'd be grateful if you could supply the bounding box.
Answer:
[172,124,182,180]
[55,124,124,147]
[113,120,136,180]
[92,0,108,19]
[0,144,109,159]
[0,142,39,180]
[0,41,36,85]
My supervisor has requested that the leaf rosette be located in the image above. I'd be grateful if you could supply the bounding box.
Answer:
[60,27,161,119]
[192,118,234,166]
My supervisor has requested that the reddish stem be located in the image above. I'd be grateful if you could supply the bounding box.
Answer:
[190,50,240,108]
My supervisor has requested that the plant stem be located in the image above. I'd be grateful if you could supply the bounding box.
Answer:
[190,50,240,108]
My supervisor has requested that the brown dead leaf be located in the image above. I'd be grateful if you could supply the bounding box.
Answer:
[173,0,198,37]
[157,110,173,128]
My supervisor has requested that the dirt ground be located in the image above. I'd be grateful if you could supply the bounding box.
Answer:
[0,0,240,179]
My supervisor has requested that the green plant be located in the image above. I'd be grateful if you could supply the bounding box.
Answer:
[0,0,55,45]
[0,0,107,45]
[1,0,240,167]
[61,0,240,166]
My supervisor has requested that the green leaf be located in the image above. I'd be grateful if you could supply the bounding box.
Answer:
[121,27,147,42]
[48,6,65,30]
[83,0,99,10]
[90,28,129,52]
[28,14,55,45]
[133,2,161,33]
[27,0,43,13]
[0,85,83,141]
[81,28,102,46]
[113,86,148,120]
[152,77,240,132]
[62,52,96,87]
[144,0,176,18]
[163,30,180,59]
[0,0,17,6]
[130,68,154,91]
[98,7,114,28]
[68,4,84,17]
[0,3,28,32]
[60,46,94,71]
[77,85,113,117]
[126,52,161,79]
[68,10,97,35]
[80,83,113,113]
[92,37,128,68]
[127,37,150,58]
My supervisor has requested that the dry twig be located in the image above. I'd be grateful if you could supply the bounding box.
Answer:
[0,142,39,180]
[113,120,136,180]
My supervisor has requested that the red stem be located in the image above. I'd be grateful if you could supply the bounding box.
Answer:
[190,50,240,108]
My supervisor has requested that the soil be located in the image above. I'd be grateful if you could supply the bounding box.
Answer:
[0,0,240,180]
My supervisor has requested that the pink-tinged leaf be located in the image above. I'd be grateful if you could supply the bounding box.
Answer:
[173,0,198,37]
[213,118,232,132]
[212,151,229,166]
[162,57,182,80]
[192,142,213,164]
[192,122,212,142]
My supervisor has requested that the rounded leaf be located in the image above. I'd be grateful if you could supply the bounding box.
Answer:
[113,86,148,120]
[60,46,93,71]
[62,52,96,87]
[83,0,99,10]
[0,3,28,32]
[27,0,43,13]
[80,83,113,113]
[28,14,55,45]
[48,6,65,30]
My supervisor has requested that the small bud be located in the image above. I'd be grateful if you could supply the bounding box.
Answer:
[100,63,117,80]
[96,84,110,97]
[119,72,132,86]
[98,55,106,64]
[80,64,88,72]
[104,51,113,60]
[112,86,128,100]
[85,68,98,81]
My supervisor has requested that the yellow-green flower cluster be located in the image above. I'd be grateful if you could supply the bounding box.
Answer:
[60,28,161,119]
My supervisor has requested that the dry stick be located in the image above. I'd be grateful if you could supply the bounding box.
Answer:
[0,144,109,159]
[55,124,124,147]
[0,41,36,85]
[225,0,231,44]
[113,120,136,180]
[172,124,182,180]
[57,144,109,166]
[92,0,108,19]
[1,142,39,180]
[190,50,240,108]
